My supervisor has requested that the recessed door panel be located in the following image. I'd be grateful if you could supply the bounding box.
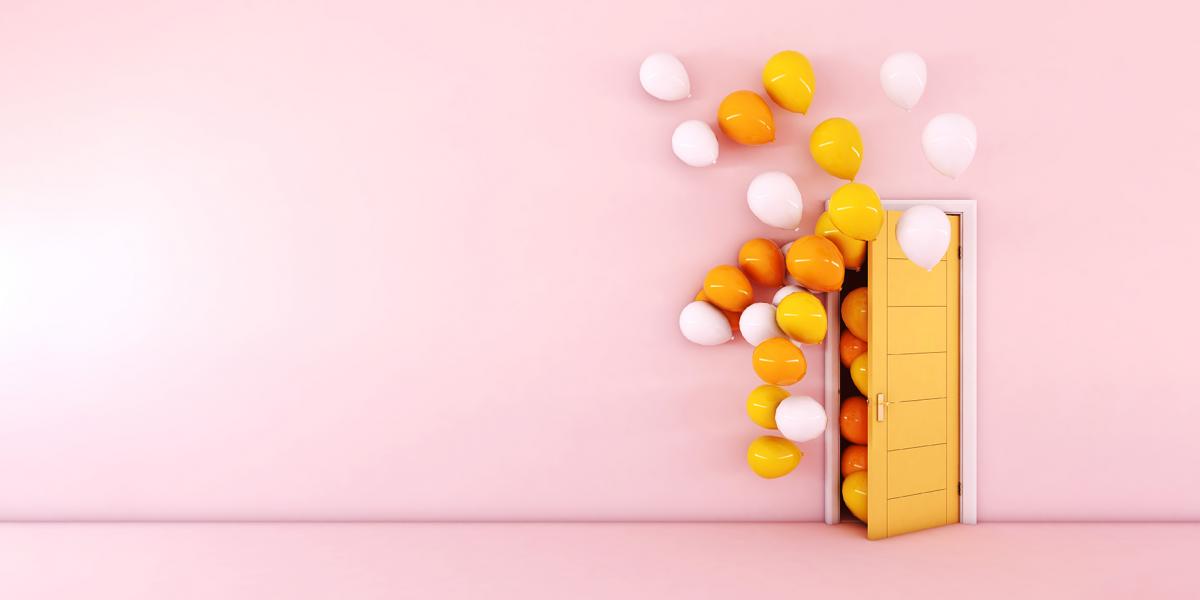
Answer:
[887,307,947,354]
[887,259,947,306]
[886,353,947,401]
[887,397,947,450]
[887,490,948,537]
[887,444,947,498]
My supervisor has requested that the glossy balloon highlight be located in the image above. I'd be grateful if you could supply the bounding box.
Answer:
[785,235,845,292]
[809,118,863,180]
[752,337,808,386]
[762,50,815,114]
[718,90,775,145]
[748,436,802,479]
[828,183,884,242]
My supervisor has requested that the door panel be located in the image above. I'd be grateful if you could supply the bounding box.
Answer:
[887,398,947,450]
[867,211,961,540]
[886,307,947,354]
[887,445,947,498]
[887,260,947,306]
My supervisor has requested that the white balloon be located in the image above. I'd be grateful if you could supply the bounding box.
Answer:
[639,52,690,101]
[879,52,927,110]
[739,302,784,346]
[772,285,802,305]
[679,301,732,345]
[671,120,718,167]
[747,172,804,230]
[922,113,977,178]
[775,395,827,443]
[896,205,952,271]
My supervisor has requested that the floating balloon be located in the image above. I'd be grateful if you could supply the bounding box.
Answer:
[678,301,732,345]
[828,183,883,241]
[738,238,786,286]
[842,470,868,521]
[839,329,867,368]
[850,353,869,396]
[694,290,740,333]
[922,113,977,178]
[746,171,803,230]
[746,384,790,429]
[841,287,868,340]
[775,395,827,443]
[718,90,775,145]
[814,211,865,271]
[840,396,868,444]
[896,205,951,270]
[785,235,845,292]
[879,52,927,110]
[809,118,862,180]
[639,52,690,101]
[772,285,802,305]
[752,337,807,385]
[671,120,718,167]
[702,265,753,312]
[775,290,827,344]
[762,50,815,114]
[748,435,802,479]
[740,302,785,347]
[841,444,867,476]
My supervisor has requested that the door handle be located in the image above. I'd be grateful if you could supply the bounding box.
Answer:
[876,393,894,422]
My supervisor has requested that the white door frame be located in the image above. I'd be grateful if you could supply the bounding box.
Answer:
[823,199,978,526]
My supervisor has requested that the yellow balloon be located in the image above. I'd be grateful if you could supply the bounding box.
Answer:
[747,435,802,479]
[775,290,827,344]
[746,385,790,429]
[763,50,815,114]
[828,182,884,241]
[850,353,868,396]
[841,287,868,341]
[842,470,868,521]
[809,117,863,180]
[815,211,866,271]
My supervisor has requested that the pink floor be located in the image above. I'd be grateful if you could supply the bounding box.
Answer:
[1,523,1194,598]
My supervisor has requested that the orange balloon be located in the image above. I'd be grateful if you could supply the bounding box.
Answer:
[703,265,754,312]
[718,90,775,145]
[752,337,807,385]
[841,287,868,341]
[785,235,845,292]
[840,396,868,444]
[738,239,786,287]
[841,444,868,476]
[839,329,867,368]
[695,290,740,333]
[814,211,866,271]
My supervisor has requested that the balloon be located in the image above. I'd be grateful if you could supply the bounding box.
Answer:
[922,113,977,178]
[814,211,865,271]
[828,183,883,241]
[775,395,827,443]
[694,290,740,333]
[740,302,785,347]
[839,329,867,368]
[752,337,807,385]
[772,285,802,305]
[841,444,867,476]
[850,353,869,396]
[678,301,732,345]
[842,470,868,521]
[840,396,868,444]
[879,52,927,110]
[747,436,802,479]
[809,118,862,180]
[841,287,868,340]
[785,235,845,292]
[896,205,951,270]
[762,50,815,114]
[738,238,786,286]
[746,384,790,429]
[702,265,753,312]
[747,172,803,230]
[671,120,718,167]
[775,290,827,344]
[639,52,690,101]
[718,90,775,145]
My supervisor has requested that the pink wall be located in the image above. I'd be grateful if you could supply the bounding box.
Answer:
[1,0,1197,521]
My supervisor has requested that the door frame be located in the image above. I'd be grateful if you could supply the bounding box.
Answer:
[823,199,978,526]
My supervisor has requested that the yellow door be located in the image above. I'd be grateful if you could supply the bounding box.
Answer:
[866,211,960,540]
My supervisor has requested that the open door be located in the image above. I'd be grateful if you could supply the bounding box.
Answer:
[866,211,961,540]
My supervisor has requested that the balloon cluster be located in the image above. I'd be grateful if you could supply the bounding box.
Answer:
[650,50,972,489]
